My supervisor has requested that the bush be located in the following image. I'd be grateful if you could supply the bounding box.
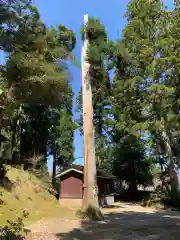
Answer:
[161,186,180,209]
[141,193,162,207]
[0,209,30,239]
[48,186,58,197]
[142,181,180,209]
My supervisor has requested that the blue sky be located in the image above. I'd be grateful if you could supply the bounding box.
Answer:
[34,0,173,172]
[34,0,129,171]
[35,0,172,172]
[0,0,173,172]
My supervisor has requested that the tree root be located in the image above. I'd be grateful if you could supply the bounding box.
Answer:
[77,204,104,221]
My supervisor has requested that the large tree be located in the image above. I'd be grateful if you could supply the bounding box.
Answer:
[79,17,113,220]
[0,0,76,175]
[78,18,113,174]
[120,0,180,198]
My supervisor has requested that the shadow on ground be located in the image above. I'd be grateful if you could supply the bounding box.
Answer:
[56,209,180,240]
[103,205,125,209]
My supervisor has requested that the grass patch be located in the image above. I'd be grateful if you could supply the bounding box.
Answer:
[0,166,76,226]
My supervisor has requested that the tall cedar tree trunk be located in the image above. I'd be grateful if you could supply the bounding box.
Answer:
[81,14,103,221]
[161,118,180,196]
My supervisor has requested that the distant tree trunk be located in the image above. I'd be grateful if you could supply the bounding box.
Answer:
[128,161,138,198]
[52,151,56,186]
[129,182,138,196]
[161,118,180,196]
[81,14,103,221]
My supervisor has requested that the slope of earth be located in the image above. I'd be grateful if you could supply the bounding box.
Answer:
[0,166,76,226]
[27,203,180,240]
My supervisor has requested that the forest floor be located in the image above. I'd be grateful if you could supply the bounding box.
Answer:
[26,202,180,240]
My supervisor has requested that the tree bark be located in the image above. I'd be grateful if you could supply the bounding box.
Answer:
[161,118,180,195]
[81,14,103,221]
[128,160,138,199]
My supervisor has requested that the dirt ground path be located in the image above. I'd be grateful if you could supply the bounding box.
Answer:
[26,203,180,240]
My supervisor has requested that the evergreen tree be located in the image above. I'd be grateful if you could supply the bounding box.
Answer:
[113,136,153,195]
[79,18,113,174]
[122,0,180,197]
[0,1,76,176]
